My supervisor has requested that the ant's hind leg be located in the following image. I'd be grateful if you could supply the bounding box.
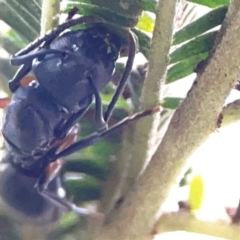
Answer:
[40,188,104,220]
[9,62,32,92]
[52,107,159,160]
[35,159,103,218]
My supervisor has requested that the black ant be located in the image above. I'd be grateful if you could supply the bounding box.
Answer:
[0,14,158,224]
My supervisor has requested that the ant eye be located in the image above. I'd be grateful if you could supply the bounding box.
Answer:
[72,44,79,51]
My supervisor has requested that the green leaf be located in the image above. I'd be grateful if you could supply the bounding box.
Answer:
[170,31,217,64]
[100,93,129,110]
[67,0,142,19]
[58,212,78,228]
[63,158,109,180]
[173,5,228,45]
[187,0,229,8]
[140,0,157,12]
[0,0,40,42]
[63,2,138,28]
[132,28,151,57]
[0,28,27,53]
[161,97,183,109]
[0,56,16,78]
[64,174,101,202]
[166,52,208,84]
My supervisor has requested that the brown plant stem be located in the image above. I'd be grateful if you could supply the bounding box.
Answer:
[99,0,240,239]
[98,0,177,239]
[132,0,240,237]
[40,0,60,34]
[156,211,240,240]
[221,99,240,126]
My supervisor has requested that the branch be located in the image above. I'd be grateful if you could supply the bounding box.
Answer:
[129,0,240,236]
[156,212,240,240]
[224,0,240,25]
[98,0,177,239]
[213,0,240,47]
[115,0,176,196]
[40,0,60,34]
[221,99,240,126]
[99,0,240,239]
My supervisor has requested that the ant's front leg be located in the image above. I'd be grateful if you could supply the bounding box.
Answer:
[9,49,67,93]
[87,77,107,132]
[9,61,32,93]
[11,48,68,66]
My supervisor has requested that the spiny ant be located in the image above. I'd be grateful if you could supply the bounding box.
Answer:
[0,12,158,224]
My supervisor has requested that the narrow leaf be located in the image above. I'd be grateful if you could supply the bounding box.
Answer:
[166,52,208,84]
[188,0,229,8]
[170,31,217,64]
[161,97,183,109]
[173,5,227,45]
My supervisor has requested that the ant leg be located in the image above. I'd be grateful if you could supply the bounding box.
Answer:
[9,48,68,93]
[9,62,32,93]
[55,75,108,139]
[11,48,68,66]
[10,48,70,93]
[87,77,107,131]
[104,31,136,122]
[40,189,96,216]
[55,108,89,139]
[14,15,103,58]
[36,159,102,217]
[51,107,159,160]
[36,159,63,191]
[55,98,92,139]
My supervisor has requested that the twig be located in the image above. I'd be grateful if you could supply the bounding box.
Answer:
[156,211,240,240]
[98,0,177,239]
[221,99,240,126]
[132,0,240,237]
[40,0,60,34]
